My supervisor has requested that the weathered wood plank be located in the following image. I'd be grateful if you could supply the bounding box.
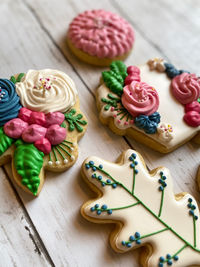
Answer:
[0,167,52,267]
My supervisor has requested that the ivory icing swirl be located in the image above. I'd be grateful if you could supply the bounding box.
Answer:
[121,81,159,117]
[0,79,22,126]
[68,9,134,58]
[15,69,77,113]
[171,73,200,105]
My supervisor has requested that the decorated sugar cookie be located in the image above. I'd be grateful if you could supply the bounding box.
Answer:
[0,70,87,196]
[96,59,200,153]
[81,150,200,267]
[67,9,135,66]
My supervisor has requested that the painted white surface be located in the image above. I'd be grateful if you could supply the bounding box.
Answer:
[0,0,200,266]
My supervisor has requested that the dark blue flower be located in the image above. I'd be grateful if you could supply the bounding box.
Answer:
[135,115,158,134]
[0,79,22,126]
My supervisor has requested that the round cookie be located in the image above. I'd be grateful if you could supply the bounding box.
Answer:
[96,59,200,153]
[81,149,200,267]
[67,9,135,66]
[0,70,87,196]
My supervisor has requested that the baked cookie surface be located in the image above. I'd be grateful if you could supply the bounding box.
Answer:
[67,9,135,66]
[81,149,200,267]
[96,59,200,153]
[0,70,87,196]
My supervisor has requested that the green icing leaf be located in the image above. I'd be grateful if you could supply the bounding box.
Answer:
[10,76,16,84]
[64,109,87,132]
[102,61,127,96]
[0,127,14,156]
[10,73,25,84]
[14,140,44,196]
[101,93,121,111]
[110,61,127,79]
[60,122,66,128]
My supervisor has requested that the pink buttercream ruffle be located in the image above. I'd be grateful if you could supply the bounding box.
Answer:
[68,9,134,58]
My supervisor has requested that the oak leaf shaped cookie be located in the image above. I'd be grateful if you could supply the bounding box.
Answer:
[81,150,200,267]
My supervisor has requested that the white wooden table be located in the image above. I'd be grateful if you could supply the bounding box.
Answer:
[1,0,200,266]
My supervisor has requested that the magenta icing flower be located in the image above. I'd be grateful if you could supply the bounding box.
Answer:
[171,73,200,105]
[68,9,134,58]
[184,101,200,127]
[3,108,67,154]
[121,81,159,117]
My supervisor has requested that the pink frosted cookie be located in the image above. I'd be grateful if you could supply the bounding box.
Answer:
[67,9,135,66]
[96,59,200,153]
[81,149,200,267]
[0,70,87,196]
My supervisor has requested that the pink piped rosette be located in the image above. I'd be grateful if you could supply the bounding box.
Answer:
[171,73,200,127]
[4,107,66,154]
[122,66,159,118]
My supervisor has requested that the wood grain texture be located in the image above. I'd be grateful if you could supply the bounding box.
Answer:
[0,0,200,266]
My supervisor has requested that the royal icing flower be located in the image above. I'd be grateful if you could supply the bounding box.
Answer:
[15,69,77,113]
[4,108,66,154]
[171,73,200,105]
[157,123,173,142]
[183,101,200,127]
[68,10,134,58]
[0,79,22,126]
[121,81,159,117]
[147,58,166,72]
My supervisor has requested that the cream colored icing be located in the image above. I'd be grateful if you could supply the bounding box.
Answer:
[83,150,200,267]
[16,69,77,113]
[97,63,200,149]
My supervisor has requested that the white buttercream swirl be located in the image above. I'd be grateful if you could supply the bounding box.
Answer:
[15,69,77,113]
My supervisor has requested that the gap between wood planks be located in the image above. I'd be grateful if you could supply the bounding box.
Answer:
[2,165,55,267]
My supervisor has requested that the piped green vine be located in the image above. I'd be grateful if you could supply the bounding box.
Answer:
[64,109,87,132]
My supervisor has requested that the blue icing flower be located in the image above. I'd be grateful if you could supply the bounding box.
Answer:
[148,112,161,124]
[0,79,22,126]
[164,63,189,79]
[135,114,158,134]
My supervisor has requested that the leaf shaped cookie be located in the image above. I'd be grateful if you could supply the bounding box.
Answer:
[81,150,200,267]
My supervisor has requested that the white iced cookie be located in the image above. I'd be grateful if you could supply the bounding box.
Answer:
[97,60,200,153]
[81,149,200,267]
[16,69,77,113]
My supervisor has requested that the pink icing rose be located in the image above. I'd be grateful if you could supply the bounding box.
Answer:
[45,112,65,127]
[45,124,66,145]
[34,138,51,154]
[29,111,46,126]
[4,118,28,139]
[18,107,32,123]
[184,111,200,127]
[185,101,200,113]
[171,73,200,105]
[121,81,159,117]
[22,124,47,143]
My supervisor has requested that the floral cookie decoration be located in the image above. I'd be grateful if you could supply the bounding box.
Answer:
[81,150,200,267]
[97,59,200,153]
[67,9,135,66]
[0,70,87,196]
